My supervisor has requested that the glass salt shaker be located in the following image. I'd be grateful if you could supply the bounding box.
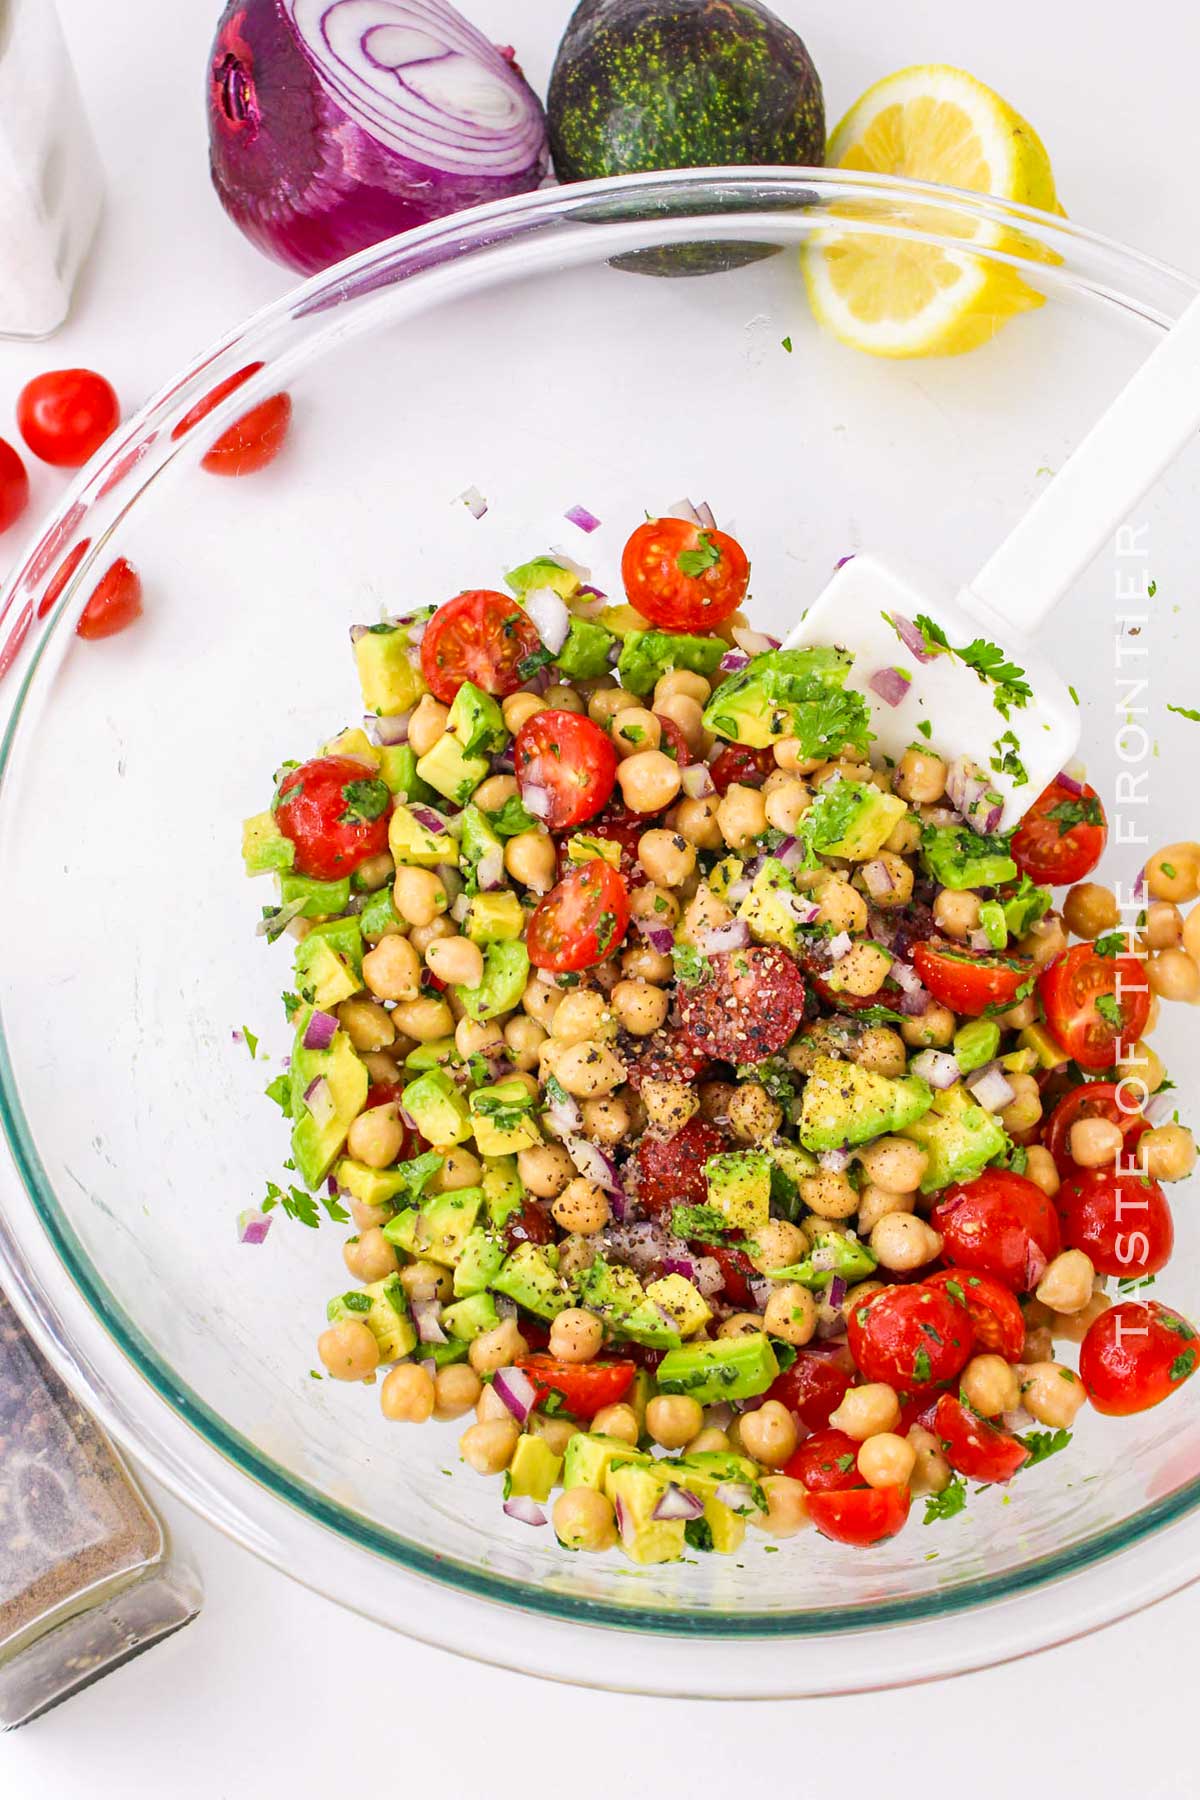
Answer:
[0,1288,202,1728]
[0,0,103,339]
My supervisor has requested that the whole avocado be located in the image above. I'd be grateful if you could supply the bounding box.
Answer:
[547,0,825,183]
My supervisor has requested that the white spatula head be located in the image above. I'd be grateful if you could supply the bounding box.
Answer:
[784,554,1079,832]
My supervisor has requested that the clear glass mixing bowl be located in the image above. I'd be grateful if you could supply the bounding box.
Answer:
[1,171,1199,1697]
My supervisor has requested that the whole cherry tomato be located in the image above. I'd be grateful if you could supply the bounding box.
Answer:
[526,859,630,973]
[621,517,750,633]
[1010,776,1107,887]
[912,940,1035,1018]
[933,1394,1030,1483]
[17,368,120,468]
[420,589,543,704]
[514,708,617,831]
[807,1485,911,1546]
[0,437,30,534]
[847,1284,974,1391]
[931,1170,1062,1292]
[1079,1301,1200,1415]
[1038,944,1151,1071]
[274,755,391,880]
[1057,1166,1173,1280]
[76,558,143,641]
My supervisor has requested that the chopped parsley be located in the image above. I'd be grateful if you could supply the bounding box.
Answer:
[672,942,712,987]
[516,645,555,682]
[1019,1427,1072,1467]
[912,1348,932,1384]
[909,613,1032,717]
[1045,795,1104,835]
[916,718,933,739]
[1167,704,1200,723]
[264,1073,292,1116]
[1093,930,1131,959]
[1148,580,1158,598]
[593,910,620,955]
[1170,1350,1197,1382]
[1068,684,1080,705]
[241,1026,259,1059]
[923,1477,968,1524]
[483,795,539,837]
[677,532,722,578]
[1095,993,1124,1028]
[671,1203,736,1244]
[990,730,1028,786]
[781,336,793,353]
[685,1517,715,1552]
[339,777,391,824]
[261,1178,349,1229]
[281,990,302,1017]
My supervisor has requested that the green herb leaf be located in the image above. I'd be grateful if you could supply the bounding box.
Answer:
[1018,1427,1072,1467]
[677,533,722,578]
[241,1026,259,1058]
[483,795,539,837]
[672,942,712,988]
[1167,704,1200,723]
[923,1477,968,1524]
[1045,795,1104,835]
[339,777,391,825]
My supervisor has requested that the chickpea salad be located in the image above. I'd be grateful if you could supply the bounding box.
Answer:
[241,507,1200,1560]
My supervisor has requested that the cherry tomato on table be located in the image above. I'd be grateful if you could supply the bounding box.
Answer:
[0,437,30,534]
[171,362,263,438]
[709,745,775,794]
[784,1428,864,1492]
[1079,1301,1200,1415]
[807,1485,911,1546]
[420,589,543,705]
[17,368,120,468]
[847,1284,974,1391]
[621,517,750,633]
[1010,775,1108,886]
[526,859,630,973]
[931,1170,1062,1292]
[911,940,1035,1018]
[1039,944,1150,1071]
[202,392,292,476]
[933,1394,1030,1483]
[627,1116,728,1219]
[769,1348,853,1432]
[76,557,143,642]
[514,709,617,831]
[677,944,809,1062]
[926,1269,1026,1361]
[274,755,391,880]
[515,1355,635,1420]
[1057,1165,1173,1279]
[1043,1080,1150,1177]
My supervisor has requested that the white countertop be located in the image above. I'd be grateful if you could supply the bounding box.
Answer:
[4,0,1200,1786]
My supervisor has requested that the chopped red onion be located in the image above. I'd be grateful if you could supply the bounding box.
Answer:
[946,755,1003,837]
[680,763,716,799]
[827,930,852,962]
[634,917,675,955]
[725,874,753,907]
[565,504,601,534]
[489,749,516,777]
[576,583,607,601]
[834,554,855,572]
[302,1076,336,1130]
[748,1274,775,1310]
[524,585,570,655]
[1133,867,1146,901]
[692,1257,725,1300]
[867,666,912,708]
[1145,1091,1176,1126]
[565,1134,625,1201]
[860,858,897,900]
[455,485,488,520]
[503,1495,547,1527]
[911,1049,960,1089]
[665,498,702,526]
[370,709,412,746]
[492,1365,538,1425]
[817,1145,851,1173]
[966,1063,1016,1112]
[718,649,751,674]
[547,546,592,584]
[968,928,997,953]
[613,1494,629,1539]
[571,596,608,622]
[713,1482,758,1515]
[652,1484,705,1522]
[409,804,449,835]
[349,623,369,644]
[827,1275,848,1309]
[661,1255,697,1281]
[520,783,551,820]
[777,891,822,928]
[412,1298,447,1345]
[695,500,717,531]
[1024,1240,1048,1290]
[303,1009,339,1051]
[237,1207,273,1245]
[477,846,506,892]
[897,985,931,1016]
[696,920,750,954]
[886,612,938,665]
[255,894,310,938]
[889,959,924,996]
[731,626,781,656]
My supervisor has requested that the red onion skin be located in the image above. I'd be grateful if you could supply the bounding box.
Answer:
[207,0,549,276]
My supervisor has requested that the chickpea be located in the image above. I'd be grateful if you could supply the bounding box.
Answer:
[653,669,710,707]
[830,1383,900,1441]
[1034,1249,1095,1315]
[528,1413,581,1457]
[1147,845,1200,904]
[699,1079,738,1121]
[998,1072,1042,1135]
[1020,1362,1088,1430]
[895,749,948,805]
[1050,1289,1111,1344]
[475,1382,514,1423]
[361,1050,402,1087]
[857,1432,917,1489]
[393,995,454,1043]
[1183,904,1200,962]
[522,978,563,1027]
[643,1394,704,1451]
[398,1260,453,1303]
[361,932,421,1002]
[751,1475,810,1538]
[639,1079,698,1133]
[1138,902,1181,953]
[630,882,680,928]
[1148,947,1200,1003]
[501,692,543,734]
[829,941,891,997]
[687,1427,731,1456]
[1140,1122,1197,1182]
[554,1039,626,1099]
[454,1017,504,1060]
[549,1307,605,1363]
[1063,882,1120,939]
[883,814,922,856]
[960,1353,1021,1417]
[997,995,1037,1031]
[518,1143,574,1198]
[318,1321,380,1382]
[469,1318,529,1376]
[587,686,638,728]
[1021,913,1069,967]
[543,683,584,714]
[1022,1325,1055,1364]
[763,1283,818,1346]
[622,944,673,985]
[858,1137,928,1194]
[637,828,696,889]
[344,1229,398,1282]
[860,853,914,911]
[1068,1115,1123,1168]
[718,1312,767,1340]
[764,777,812,835]
[432,1147,483,1192]
[749,1219,807,1274]
[737,1400,798,1469]
[581,1091,632,1146]
[610,979,669,1038]
[410,915,455,955]
[907,1424,952,1496]
[854,1026,908,1078]
[871,1213,942,1272]
[346,1105,404,1170]
[337,997,395,1053]
[459,1417,520,1475]
[407,695,449,757]
[591,1402,639,1445]
[550,988,616,1047]
[617,749,682,814]
[773,738,823,774]
[503,1013,547,1072]
[355,850,396,895]
[392,865,447,930]
[800,1169,859,1220]
[728,1082,783,1143]
[933,889,981,939]
[505,830,557,893]
[553,1487,617,1552]
[716,783,768,851]
[856,1183,915,1234]
[380,1362,437,1423]
[899,1004,955,1049]
[612,706,662,759]
[432,1363,482,1420]
[425,935,485,989]
[669,793,723,849]
[1024,1144,1061,1198]
[812,876,868,935]
[552,1177,611,1235]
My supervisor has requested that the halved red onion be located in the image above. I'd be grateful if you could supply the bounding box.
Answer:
[731,626,781,656]
[718,649,751,674]
[502,1495,547,1527]
[860,858,897,900]
[634,917,675,955]
[524,585,570,655]
[492,1365,538,1425]
[237,1207,273,1245]
[302,1075,336,1130]
[412,1297,447,1345]
[965,1063,1016,1112]
[680,763,716,800]
[713,1482,758,1515]
[565,504,601,534]
[886,612,938,665]
[910,1049,960,1090]
[652,1484,705,1522]
[303,1009,339,1051]
[696,920,750,954]
[867,666,912,708]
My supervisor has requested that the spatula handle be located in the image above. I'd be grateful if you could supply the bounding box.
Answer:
[967,289,1200,635]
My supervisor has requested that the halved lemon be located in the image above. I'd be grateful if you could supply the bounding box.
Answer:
[804,65,1064,358]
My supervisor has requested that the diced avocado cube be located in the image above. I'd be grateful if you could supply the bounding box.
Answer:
[1000,1047,1039,1074]
[293,935,359,1009]
[561,1432,652,1492]
[459,805,505,889]
[455,940,530,1023]
[321,725,381,768]
[426,1336,470,1369]
[644,1273,711,1338]
[289,1008,367,1188]
[404,1037,459,1073]
[1019,1022,1070,1070]
[952,1018,1000,1075]
[378,743,436,804]
[388,803,458,868]
[804,780,906,861]
[767,1228,877,1290]
[655,1333,780,1406]
[401,1068,472,1148]
[482,1156,524,1230]
[465,892,526,946]
[599,603,651,639]
[505,1435,562,1504]
[441,1293,500,1341]
[415,735,490,807]
[453,1227,506,1297]
[628,1367,655,1432]
[470,1078,542,1156]
[446,680,508,757]
[330,1277,416,1362]
[899,1085,1009,1192]
[825,940,894,993]
[304,915,364,973]
[506,555,580,600]
[677,1449,762,1487]
[336,1157,428,1211]
[1002,877,1052,938]
[555,617,616,681]
[707,855,746,902]
[702,646,871,757]
[354,623,429,718]
[798,1055,933,1152]
[696,1494,747,1555]
[492,1243,572,1320]
[604,1464,686,1565]
[574,1259,681,1348]
[243,810,295,876]
[564,832,622,869]
[704,1151,772,1233]
[359,885,403,942]
[920,823,1018,892]
[767,1138,819,1186]
[280,872,352,918]
[736,858,813,953]
[383,1187,483,1266]
[617,630,728,697]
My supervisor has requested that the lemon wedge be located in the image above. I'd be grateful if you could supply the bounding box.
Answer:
[804,65,1064,357]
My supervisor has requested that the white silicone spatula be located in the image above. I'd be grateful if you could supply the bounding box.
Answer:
[785,291,1200,829]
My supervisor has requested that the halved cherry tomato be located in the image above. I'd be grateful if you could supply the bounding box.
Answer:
[0,437,30,534]
[526,859,630,973]
[807,1485,911,1546]
[847,1285,974,1391]
[515,709,617,831]
[621,517,750,633]
[1039,944,1151,1071]
[926,1269,1025,1361]
[1079,1301,1200,1415]
[17,367,120,468]
[912,940,1034,1018]
[420,589,544,704]
[627,1116,728,1219]
[201,391,292,475]
[770,1349,853,1432]
[677,944,809,1062]
[784,1427,865,1492]
[933,1394,1029,1483]
[709,744,775,794]
[1010,776,1107,887]
[171,361,263,438]
[556,806,646,885]
[653,713,692,767]
[931,1171,1062,1292]
[274,754,391,880]
[38,538,91,619]
[76,557,143,642]
[690,1240,754,1306]
[1057,1166,1173,1279]
[1043,1080,1150,1176]
[503,1200,556,1250]
[515,1355,635,1420]
[623,1027,711,1092]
